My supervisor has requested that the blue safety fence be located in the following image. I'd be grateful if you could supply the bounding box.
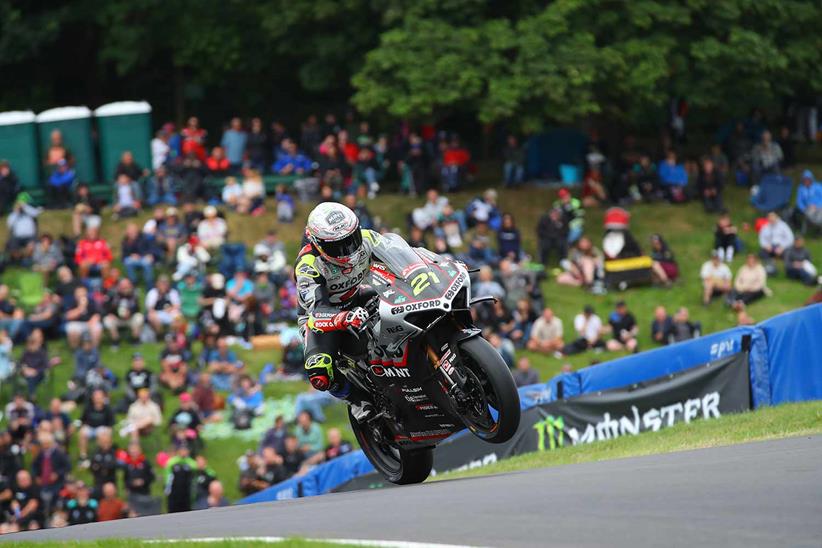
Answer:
[239,304,821,505]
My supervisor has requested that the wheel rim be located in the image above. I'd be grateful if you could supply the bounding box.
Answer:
[457,355,501,437]
[358,419,403,475]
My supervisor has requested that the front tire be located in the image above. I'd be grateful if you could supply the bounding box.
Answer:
[349,411,433,485]
[455,336,521,444]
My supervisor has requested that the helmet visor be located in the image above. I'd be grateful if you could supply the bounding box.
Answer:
[318,229,363,260]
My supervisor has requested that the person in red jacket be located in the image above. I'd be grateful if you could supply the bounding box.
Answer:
[75,226,113,279]
[206,147,230,175]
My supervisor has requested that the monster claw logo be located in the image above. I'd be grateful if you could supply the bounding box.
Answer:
[534,415,565,451]
[393,295,407,304]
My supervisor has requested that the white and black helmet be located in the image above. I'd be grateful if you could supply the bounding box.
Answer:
[306,202,365,267]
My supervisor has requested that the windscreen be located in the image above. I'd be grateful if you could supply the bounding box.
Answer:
[371,232,429,280]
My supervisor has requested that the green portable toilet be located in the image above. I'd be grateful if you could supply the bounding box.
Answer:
[94,101,152,181]
[35,106,97,184]
[0,111,39,190]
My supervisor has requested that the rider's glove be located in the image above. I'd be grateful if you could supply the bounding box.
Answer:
[332,307,369,331]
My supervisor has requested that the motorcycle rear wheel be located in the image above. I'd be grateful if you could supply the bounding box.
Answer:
[456,336,521,444]
[349,410,434,485]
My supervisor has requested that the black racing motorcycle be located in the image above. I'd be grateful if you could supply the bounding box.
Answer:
[337,233,521,484]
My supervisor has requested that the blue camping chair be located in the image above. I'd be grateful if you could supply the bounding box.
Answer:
[751,174,793,213]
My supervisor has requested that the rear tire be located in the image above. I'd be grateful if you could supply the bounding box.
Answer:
[349,411,433,485]
[456,336,521,444]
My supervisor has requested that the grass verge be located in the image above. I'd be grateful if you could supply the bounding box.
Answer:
[439,400,822,480]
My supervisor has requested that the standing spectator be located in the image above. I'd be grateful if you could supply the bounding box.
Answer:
[66,483,98,526]
[700,252,733,305]
[5,197,41,264]
[794,169,822,232]
[526,308,564,355]
[75,226,113,279]
[103,278,144,347]
[512,356,539,388]
[658,150,688,203]
[246,117,269,172]
[497,213,522,261]
[221,117,247,172]
[606,300,639,353]
[31,234,63,282]
[10,470,43,530]
[783,237,817,286]
[714,213,740,263]
[181,117,207,161]
[273,139,312,175]
[31,431,69,514]
[118,441,154,498]
[64,286,103,349]
[554,188,584,243]
[97,482,127,521]
[145,276,182,336]
[78,390,115,466]
[123,389,163,442]
[502,135,525,187]
[651,306,674,345]
[561,305,605,356]
[649,234,678,285]
[537,208,568,266]
[751,130,783,182]
[0,160,19,212]
[758,212,794,271]
[697,156,724,213]
[151,129,171,170]
[89,428,119,493]
[48,160,77,208]
[731,254,768,306]
[164,444,197,513]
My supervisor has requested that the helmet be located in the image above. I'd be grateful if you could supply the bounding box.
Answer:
[306,202,364,267]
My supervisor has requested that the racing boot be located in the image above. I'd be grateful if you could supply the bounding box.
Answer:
[331,380,375,423]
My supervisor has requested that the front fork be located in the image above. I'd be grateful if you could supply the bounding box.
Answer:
[426,328,481,407]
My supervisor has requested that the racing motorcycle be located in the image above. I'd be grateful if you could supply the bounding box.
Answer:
[337,233,521,484]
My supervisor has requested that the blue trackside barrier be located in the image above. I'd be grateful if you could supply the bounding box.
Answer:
[239,304,819,505]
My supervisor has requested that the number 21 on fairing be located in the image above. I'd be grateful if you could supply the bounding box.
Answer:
[410,271,440,296]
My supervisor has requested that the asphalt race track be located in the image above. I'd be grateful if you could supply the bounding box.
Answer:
[8,436,822,547]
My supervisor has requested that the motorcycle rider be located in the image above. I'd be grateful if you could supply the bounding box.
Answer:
[296,202,382,421]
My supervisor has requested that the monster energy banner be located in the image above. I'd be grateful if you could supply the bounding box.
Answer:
[334,351,750,492]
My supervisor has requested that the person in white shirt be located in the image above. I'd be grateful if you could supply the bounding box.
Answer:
[700,251,732,305]
[560,305,604,356]
[221,177,243,209]
[758,211,794,260]
[151,129,170,170]
[197,206,228,250]
[526,307,564,354]
[411,189,449,230]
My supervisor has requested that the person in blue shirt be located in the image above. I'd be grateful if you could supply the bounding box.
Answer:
[272,139,312,175]
[658,150,689,203]
[794,169,822,231]
[48,159,77,208]
[220,117,247,173]
[228,374,264,418]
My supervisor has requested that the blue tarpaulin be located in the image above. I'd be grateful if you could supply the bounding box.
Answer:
[760,304,822,404]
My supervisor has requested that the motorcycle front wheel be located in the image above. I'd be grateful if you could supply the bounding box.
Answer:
[348,410,434,485]
[455,336,521,444]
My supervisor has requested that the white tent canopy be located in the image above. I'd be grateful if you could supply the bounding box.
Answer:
[94,101,152,117]
[0,111,36,126]
[35,106,92,123]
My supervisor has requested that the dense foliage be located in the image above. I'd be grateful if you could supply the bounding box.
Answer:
[1,0,821,130]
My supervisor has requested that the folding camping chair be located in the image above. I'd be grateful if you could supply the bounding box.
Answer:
[751,174,793,214]
[16,270,45,310]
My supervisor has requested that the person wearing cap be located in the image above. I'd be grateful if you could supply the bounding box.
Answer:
[553,188,584,243]
[173,235,210,282]
[197,205,227,250]
[124,388,163,442]
[606,301,639,353]
[0,159,19,213]
[700,251,733,305]
[47,158,77,208]
[561,305,605,356]
[158,207,187,261]
[165,444,197,513]
[794,169,822,232]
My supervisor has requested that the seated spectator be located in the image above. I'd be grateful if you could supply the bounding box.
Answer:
[121,352,157,409]
[554,188,584,243]
[123,389,162,442]
[274,185,295,223]
[83,361,118,397]
[295,410,324,457]
[671,307,701,343]
[5,197,42,264]
[697,156,724,213]
[537,207,568,266]
[473,266,505,301]
[651,306,674,345]
[281,435,307,479]
[177,273,203,320]
[18,329,58,396]
[112,174,141,219]
[352,146,381,198]
[273,139,312,175]
[5,394,35,445]
[0,330,12,385]
[606,300,639,353]
[145,276,182,335]
[173,236,210,282]
[89,427,119,495]
[633,154,661,201]
[121,223,155,287]
[497,213,522,261]
[206,146,230,175]
[0,159,19,213]
[466,230,497,268]
[10,470,43,530]
[192,373,219,422]
[701,251,733,305]
[64,286,103,349]
[509,299,537,349]
[205,337,244,391]
[253,230,287,278]
[561,305,605,356]
[168,393,203,448]
[794,169,822,232]
[783,237,817,286]
[20,292,60,341]
[147,165,177,206]
[78,390,115,466]
[71,335,100,383]
[731,254,768,306]
[157,207,187,262]
[322,428,353,462]
[0,284,24,343]
[75,226,113,280]
[259,415,289,455]
[159,337,189,393]
[466,189,502,230]
[658,150,688,203]
[221,177,243,209]
[237,170,265,215]
[714,213,740,263]
[226,269,254,328]
[557,236,604,289]
[526,308,564,354]
[115,150,147,183]
[103,278,144,347]
[221,117,247,172]
[72,183,103,237]
[512,356,540,388]
[649,234,678,286]
[502,135,525,187]
[197,206,228,250]
[65,483,98,526]
[758,211,794,272]
[31,234,63,282]
[751,130,783,182]
[412,189,449,231]
[97,482,127,521]
[48,160,76,208]
[229,375,264,430]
